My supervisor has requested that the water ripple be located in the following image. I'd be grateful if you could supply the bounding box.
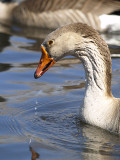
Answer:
[11,96,81,148]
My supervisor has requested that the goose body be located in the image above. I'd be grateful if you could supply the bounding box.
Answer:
[0,0,120,31]
[34,23,120,134]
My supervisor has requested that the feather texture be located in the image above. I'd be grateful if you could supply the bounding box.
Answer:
[0,0,120,30]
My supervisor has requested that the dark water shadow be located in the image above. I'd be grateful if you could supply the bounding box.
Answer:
[0,96,6,102]
[0,32,10,52]
[0,63,12,72]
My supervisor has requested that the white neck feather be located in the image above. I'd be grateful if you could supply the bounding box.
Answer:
[76,43,120,133]
[77,43,108,95]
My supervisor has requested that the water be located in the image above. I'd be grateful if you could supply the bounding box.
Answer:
[0,22,120,160]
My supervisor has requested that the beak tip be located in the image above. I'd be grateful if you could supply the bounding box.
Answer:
[34,71,39,79]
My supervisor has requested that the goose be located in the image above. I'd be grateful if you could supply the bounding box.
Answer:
[34,23,120,134]
[0,0,120,31]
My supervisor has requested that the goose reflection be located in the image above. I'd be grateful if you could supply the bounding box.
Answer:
[28,122,120,160]
[30,146,40,160]
[76,120,120,160]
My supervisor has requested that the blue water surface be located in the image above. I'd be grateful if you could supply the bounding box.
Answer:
[0,22,120,160]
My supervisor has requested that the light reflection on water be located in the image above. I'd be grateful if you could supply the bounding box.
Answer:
[0,23,120,160]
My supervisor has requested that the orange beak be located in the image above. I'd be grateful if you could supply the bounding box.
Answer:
[34,46,56,79]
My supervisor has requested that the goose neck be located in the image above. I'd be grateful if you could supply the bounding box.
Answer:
[76,45,112,97]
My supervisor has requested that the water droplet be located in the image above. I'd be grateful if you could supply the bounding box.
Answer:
[35,101,38,105]
[29,139,32,144]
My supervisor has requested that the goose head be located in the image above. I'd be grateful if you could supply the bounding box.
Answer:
[34,23,86,78]
[34,23,111,96]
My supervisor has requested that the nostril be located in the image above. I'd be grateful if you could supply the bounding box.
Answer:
[42,61,52,72]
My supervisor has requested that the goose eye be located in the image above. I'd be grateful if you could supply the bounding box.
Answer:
[48,40,54,45]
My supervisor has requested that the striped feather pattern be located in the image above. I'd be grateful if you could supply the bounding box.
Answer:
[5,0,120,30]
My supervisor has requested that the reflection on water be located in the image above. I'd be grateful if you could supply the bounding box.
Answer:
[0,96,6,102]
[0,33,10,52]
[76,120,120,160]
[30,146,40,160]
[0,22,120,160]
[0,63,12,72]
